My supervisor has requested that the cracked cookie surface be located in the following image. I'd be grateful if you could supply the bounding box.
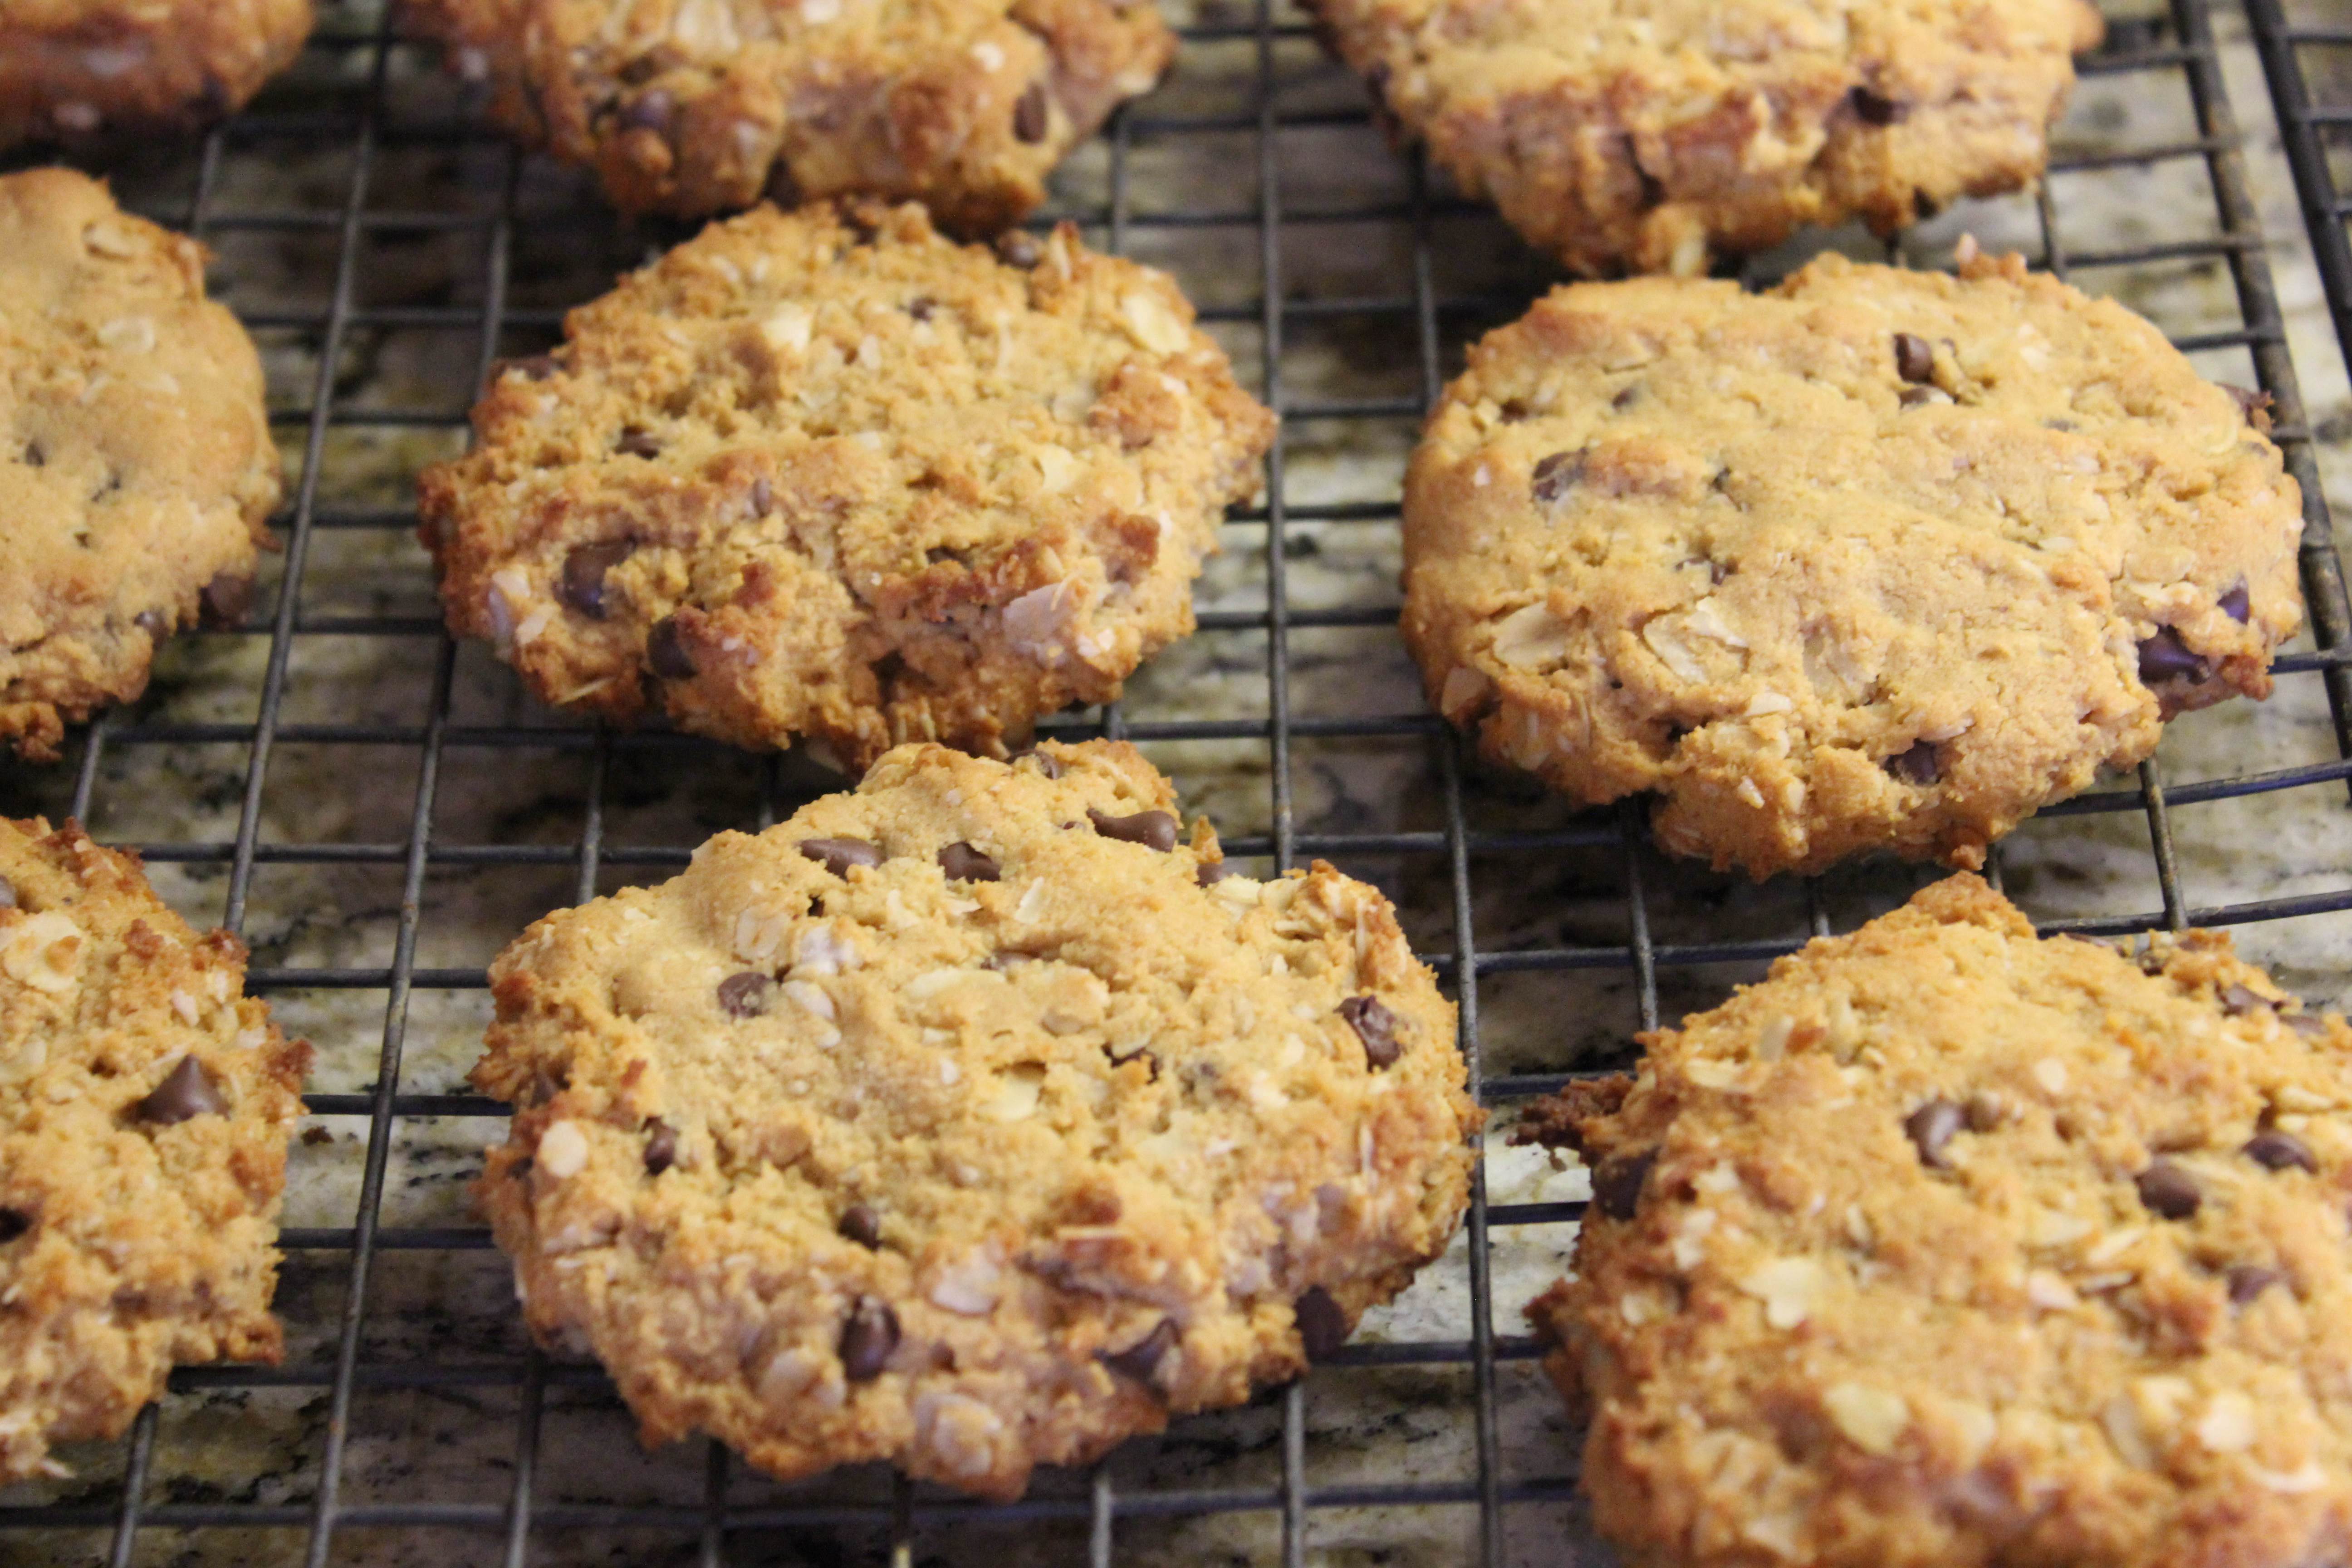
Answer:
[470,740,1478,1499]
[1305,0,2102,277]
[0,0,312,150]
[0,169,281,760]
[0,817,309,1483]
[420,200,1274,771]
[401,0,1172,227]
[1402,248,2305,878]
[1527,874,2352,1568]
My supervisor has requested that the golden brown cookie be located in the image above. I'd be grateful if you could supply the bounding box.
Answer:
[470,740,1479,1499]
[1528,874,2352,1568]
[0,169,282,761]
[0,0,312,150]
[1402,247,2305,879]
[0,818,309,1483]
[419,200,1274,772]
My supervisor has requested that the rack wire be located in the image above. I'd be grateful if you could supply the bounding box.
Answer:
[5,0,2352,1562]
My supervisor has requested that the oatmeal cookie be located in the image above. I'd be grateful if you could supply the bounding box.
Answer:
[0,169,282,761]
[470,740,1478,1499]
[1527,874,2352,1568]
[1402,247,2305,879]
[402,0,1172,228]
[1306,0,2102,277]
[419,200,1274,772]
[0,818,309,1483]
[0,0,312,150]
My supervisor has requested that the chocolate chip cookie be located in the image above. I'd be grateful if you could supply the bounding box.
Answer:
[470,740,1478,1499]
[1403,247,2305,879]
[419,200,1274,772]
[1526,874,2352,1568]
[0,817,309,1483]
[0,0,312,150]
[1306,0,2102,277]
[401,0,1172,228]
[0,169,282,761]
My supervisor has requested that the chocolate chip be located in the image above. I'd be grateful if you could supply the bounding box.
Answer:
[1904,1098,1962,1168]
[1592,1148,1657,1221]
[2135,1160,2201,1220]
[2245,1131,2317,1173]
[996,230,1043,269]
[2222,384,2275,431]
[908,297,936,322]
[2221,984,2274,1017]
[1101,1319,1176,1382]
[1850,85,1906,125]
[800,837,883,875]
[1963,1092,2004,1132]
[2287,1014,2329,1038]
[616,427,662,458]
[1886,740,1940,786]
[647,615,696,679]
[558,541,633,619]
[134,1055,225,1125]
[1338,995,1400,1069]
[509,1156,534,1181]
[1893,332,1935,383]
[500,353,561,382]
[1015,749,1063,778]
[200,571,253,627]
[21,441,44,468]
[1294,1285,1346,1360]
[526,1068,566,1107]
[1611,385,1642,411]
[135,609,168,639]
[1087,808,1177,852]
[642,1117,677,1174]
[618,89,674,132]
[1196,860,1232,887]
[1899,385,1953,408]
[2220,585,2250,623]
[939,842,1000,882]
[2227,1264,2286,1305]
[1531,450,1585,506]
[0,1208,28,1244]
[2137,626,2209,685]
[838,1203,882,1248]
[839,1296,900,1381]
[717,971,775,1018]
[1014,81,1049,143]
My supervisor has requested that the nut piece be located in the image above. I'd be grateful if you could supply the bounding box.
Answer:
[1823,1383,1910,1456]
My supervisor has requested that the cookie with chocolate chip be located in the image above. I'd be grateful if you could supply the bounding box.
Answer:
[1527,873,2352,1568]
[470,740,1477,1499]
[1305,0,2101,277]
[0,0,312,151]
[401,0,1171,229]
[1403,247,2305,878]
[419,200,1274,771]
[0,169,282,761]
[0,816,309,1483]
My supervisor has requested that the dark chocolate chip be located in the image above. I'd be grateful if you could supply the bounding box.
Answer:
[0,1208,28,1244]
[1886,740,1940,786]
[647,615,697,678]
[1338,995,1400,1069]
[838,1203,882,1248]
[509,1156,534,1181]
[1014,81,1050,143]
[618,89,675,132]
[800,837,884,875]
[2220,984,2274,1017]
[642,1117,677,1174]
[1611,385,1642,411]
[2245,1130,2317,1173]
[1963,1092,2004,1132]
[2220,585,2250,623]
[1904,1098,1962,1168]
[527,1068,566,1107]
[616,427,662,458]
[908,296,937,322]
[1592,1148,1657,1221]
[1101,1318,1176,1382]
[1294,1285,1347,1360]
[1893,332,1935,383]
[717,971,775,1018]
[2287,1014,2329,1038]
[2137,626,2209,685]
[839,1296,900,1381]
[996,230,1043,269]
[135,1055,226,1125]
[1015,749,1063,778]
[1196,860,1232,887]
[2135,1160,2201,1220]
[1850,85,1906,125]
[1899,385,1953,408]
[2222,384,2275,431]
[1530,450,1585,506]
[938,842,1001,882]
[2227,1264,2286,1305]
[22,441,45,467]
[750,477,774,516]
[200,571,254,627]
[557,541,634,619]
[1087,808,1177,852]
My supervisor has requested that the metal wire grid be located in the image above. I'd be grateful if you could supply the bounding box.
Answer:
[1,0,2351,1561]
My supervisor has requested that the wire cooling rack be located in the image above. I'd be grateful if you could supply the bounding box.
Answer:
[5,0,2352,1563]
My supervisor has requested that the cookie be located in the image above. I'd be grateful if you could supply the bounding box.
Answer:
[0,818,309,1483]
[401,0,1172,228]
[419,200,1274,772]
[1306,0,2102,277]
[0,169,283,762]
[0,0,313,150]
[1525,874,2352,1568]
[470,740,1479,1499]
[1402,247,2306,879]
